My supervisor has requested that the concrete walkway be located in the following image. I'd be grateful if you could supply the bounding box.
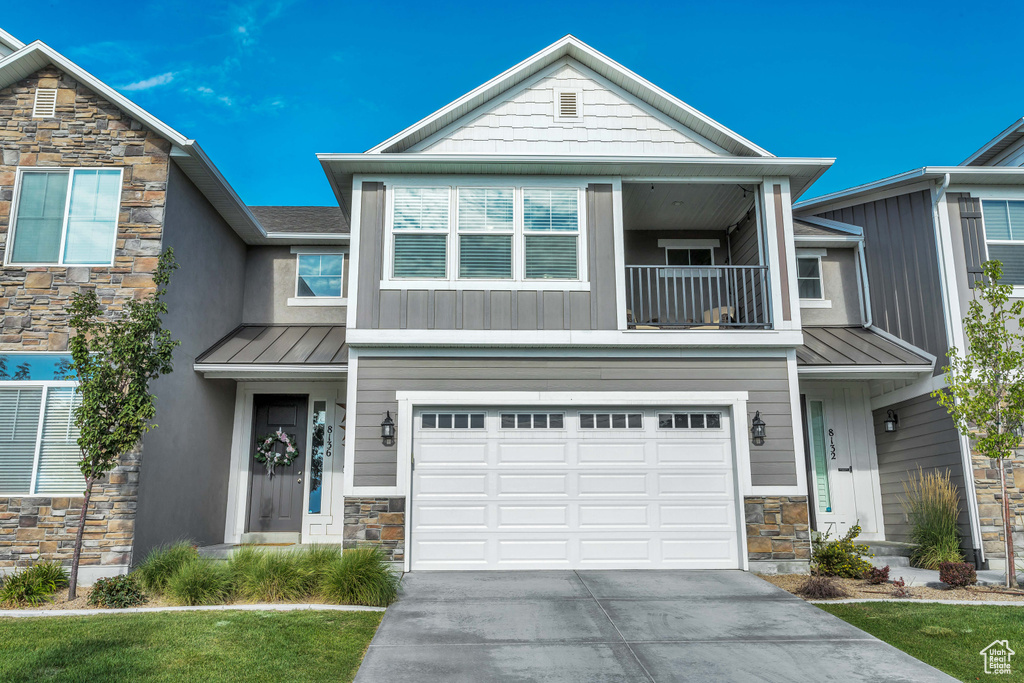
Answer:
[355,570,955,682]
[887,565,1024,588]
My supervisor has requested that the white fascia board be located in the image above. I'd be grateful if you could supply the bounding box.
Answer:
[0,27,25,51]
[396,390,749,406]
[797,365,933,379]
[365,35,772,158]
[795,215,863,236]
[344,328,805,348]
[194,363,347,380]
[961,117,1024,166]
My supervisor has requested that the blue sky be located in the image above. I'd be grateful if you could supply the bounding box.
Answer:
[4,1,1023,205]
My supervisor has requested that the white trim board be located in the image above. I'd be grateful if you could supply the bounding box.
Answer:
[344,328,806,348]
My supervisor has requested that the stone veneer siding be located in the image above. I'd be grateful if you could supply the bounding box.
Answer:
[343,497,405,563]
[744,495,811,563]
[0,451,139,571]
[0,65,170,570]
[973,452,1024,564]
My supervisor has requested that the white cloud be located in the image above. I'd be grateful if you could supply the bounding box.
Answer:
[119,72,175,91]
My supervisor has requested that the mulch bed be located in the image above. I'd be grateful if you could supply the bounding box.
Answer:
[759,573,1024,602]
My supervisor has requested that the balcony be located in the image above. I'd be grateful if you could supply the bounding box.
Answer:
[621,181,774,331]
[626,265,770,329]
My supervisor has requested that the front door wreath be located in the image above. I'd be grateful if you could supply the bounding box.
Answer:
[254,428,299,477]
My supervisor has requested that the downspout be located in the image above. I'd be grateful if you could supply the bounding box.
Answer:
[857,239,872,328]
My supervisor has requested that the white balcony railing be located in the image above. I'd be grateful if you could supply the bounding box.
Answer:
[625,265,771,329]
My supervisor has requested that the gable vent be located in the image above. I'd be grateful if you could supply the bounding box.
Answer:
[32,89,57,118]
[555,89,580,120]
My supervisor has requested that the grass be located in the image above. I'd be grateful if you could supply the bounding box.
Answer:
[0,610,382,683]
[819,602,1024,681]
[135,542,199,594]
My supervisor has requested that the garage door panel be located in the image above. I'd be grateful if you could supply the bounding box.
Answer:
[411,407,741,570]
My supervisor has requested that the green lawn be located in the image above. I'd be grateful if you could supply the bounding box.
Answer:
[0,610,382,683]
[819,603,1024,682]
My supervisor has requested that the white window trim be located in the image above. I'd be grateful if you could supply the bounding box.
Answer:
[380,178,590,291]
[289,246,347,306]
[978,197,1024,297]
[553,88,583,122]
[6,167,123,268]
[796,253,825,302]
[456,186,515,281]
[656,411,725,431]
[0,378,81,496]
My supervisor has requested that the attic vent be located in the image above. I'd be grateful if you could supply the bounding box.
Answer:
[32,88,57,117]
[554,89,580,120]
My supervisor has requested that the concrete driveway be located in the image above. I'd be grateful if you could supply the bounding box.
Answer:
[355,570,954,682]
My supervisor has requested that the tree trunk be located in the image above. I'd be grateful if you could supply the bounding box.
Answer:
[67,476,94,600]
[999,459,1018,589]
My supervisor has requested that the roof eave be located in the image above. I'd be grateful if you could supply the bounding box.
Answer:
[962,117,1024,166]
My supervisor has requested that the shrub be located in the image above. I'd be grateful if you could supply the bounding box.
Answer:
[0,562,68,607]
[230,548,312,603]
[863,565,890,585]
[135,541,198,594]
[320,547,400,607]
[88,574,147,608]
[297,545,343,594]
[900,468,963,570]
[891,577,910,598]
[939,561,977,588]
[811,525,873,578]
[796,575,848,600]
[164,560,232,606]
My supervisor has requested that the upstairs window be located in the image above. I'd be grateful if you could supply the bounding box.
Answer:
[982,199,1024,285]
[296,253,343,298]
[8,168,122,266]
[387,184,584,285]
[797,255,823,299]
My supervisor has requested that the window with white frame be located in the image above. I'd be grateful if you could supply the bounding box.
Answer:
[579,412,643,429]
[295,252,344,298]
[982,199,1024,285]
[8,168,122,266]
[0,354,84,496]
[797,255,823,299]
[389,184,583,284]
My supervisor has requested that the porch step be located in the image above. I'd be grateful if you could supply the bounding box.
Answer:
[240,532,300,545]
[862,540,915,558]
[868,555,911,569]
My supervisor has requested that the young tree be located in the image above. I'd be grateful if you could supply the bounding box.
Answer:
[65,250,179,599]
[934,260,1024,588]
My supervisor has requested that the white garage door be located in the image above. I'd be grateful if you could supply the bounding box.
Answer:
[410,407,741,570]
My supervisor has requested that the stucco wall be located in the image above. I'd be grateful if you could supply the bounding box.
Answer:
[799,247,862,326]
[242,245,347,324]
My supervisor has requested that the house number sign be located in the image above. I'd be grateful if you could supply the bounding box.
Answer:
[828,428,836,460]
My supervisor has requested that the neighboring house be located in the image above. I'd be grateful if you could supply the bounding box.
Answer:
[0,27,348,581]
[793,118,1024,571]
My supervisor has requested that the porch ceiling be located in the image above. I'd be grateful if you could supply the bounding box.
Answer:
[622,182,754,231]
[196,325,348,368]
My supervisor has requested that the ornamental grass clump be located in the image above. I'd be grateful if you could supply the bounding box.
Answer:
[135,541,199,594]
[900,468,963,570]
[230,547,313,603]
[811,525,872,578]
[0,562,69,607]
[320,548,401,607]
[164,559,233,606]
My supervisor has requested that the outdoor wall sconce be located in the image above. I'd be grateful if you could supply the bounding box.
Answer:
[884,409,899,433]
[381,411,396,447]
[751,411,766,447]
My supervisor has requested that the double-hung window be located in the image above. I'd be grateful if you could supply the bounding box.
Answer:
[982,200,1024,285]
[388,184,583,284]
[797,255,823,299]
[392,187,449,279]
[8,168,122,266]
[523,188,579,279]
[0,354,83,496]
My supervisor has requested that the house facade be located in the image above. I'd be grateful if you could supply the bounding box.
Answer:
[793,120,1024,571]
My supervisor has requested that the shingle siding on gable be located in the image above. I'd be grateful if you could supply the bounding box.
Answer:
[416,62,722,156]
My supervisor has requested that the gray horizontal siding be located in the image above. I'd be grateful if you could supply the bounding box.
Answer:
[353,356,796,488]
[356,182,617,331]
[819,191,948,368]
[872,393,971,545]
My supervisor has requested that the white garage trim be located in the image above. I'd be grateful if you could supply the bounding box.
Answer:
[396,390,751,573]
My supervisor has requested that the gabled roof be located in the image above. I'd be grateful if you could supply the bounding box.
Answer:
[367,35,771,158]
[0,39,278,245]
[962,117,1024,166]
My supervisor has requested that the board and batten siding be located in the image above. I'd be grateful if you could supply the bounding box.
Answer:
[352,356,797,488]
[818,191,948,367]
[355,182,618,331]
[872,393,971,546]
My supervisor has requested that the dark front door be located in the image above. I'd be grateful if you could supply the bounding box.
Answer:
[247,394,308,533]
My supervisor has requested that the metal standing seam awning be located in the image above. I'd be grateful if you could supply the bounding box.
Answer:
[797,326,934,379]
[194,325,347,379]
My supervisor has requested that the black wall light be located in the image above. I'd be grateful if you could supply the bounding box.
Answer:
[381,411,396,446]
[884,409,899,433]
[751,411,766,447]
